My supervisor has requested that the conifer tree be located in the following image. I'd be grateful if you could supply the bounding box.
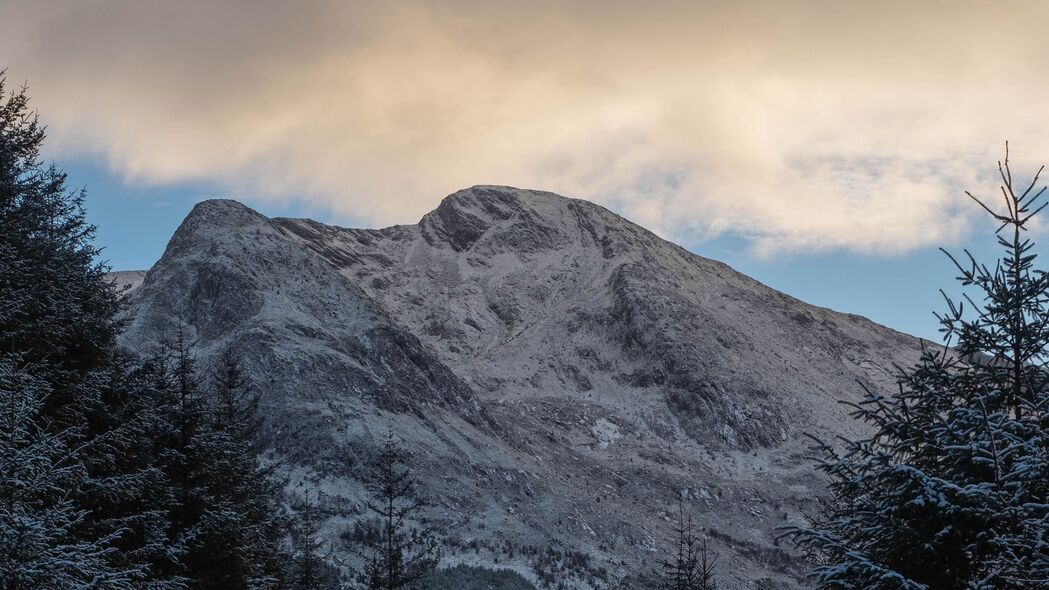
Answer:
[197,349,286,588]
[785,146,1049,588]
[144,331,288,589]
[154,325,208,575]
[0,356,139,590]
[696,538,717,590]
[655,502,717,590]
[106,354,186,588]
[0,73,178,587]
[211,349,264,444]
[289,488,340,590]
[352,430,440,590]
[0,74,291,588]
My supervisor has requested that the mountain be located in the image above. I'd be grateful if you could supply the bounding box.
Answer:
[116,186,923,589]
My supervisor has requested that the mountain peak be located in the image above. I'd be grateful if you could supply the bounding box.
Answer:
[186,198,264,224]
[176,199,269,236]
[438,185,606,222]
[160,199,269,261]
[420,185,611,253]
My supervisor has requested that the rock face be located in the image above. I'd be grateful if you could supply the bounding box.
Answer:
[118,186,923,589]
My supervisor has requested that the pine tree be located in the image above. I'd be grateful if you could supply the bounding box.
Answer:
[289,488,340,590]
[211,349,264,444]
[0,73,179,587]
[145,331,289,589]
[655,501,717,590]
[351,429,440,590]
[104,354,186,588]
[0,74,121,415]
[157,324,209,574]
[196,349,286,588]
[0,72,293,589]
[784,146,1049,588]
[0,356,138,589]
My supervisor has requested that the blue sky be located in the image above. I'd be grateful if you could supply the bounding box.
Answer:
[73,153,998,344]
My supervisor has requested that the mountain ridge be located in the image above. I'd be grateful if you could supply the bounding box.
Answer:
[115,186,925,589]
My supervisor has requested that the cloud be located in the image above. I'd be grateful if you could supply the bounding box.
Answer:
[2,0,1047,254]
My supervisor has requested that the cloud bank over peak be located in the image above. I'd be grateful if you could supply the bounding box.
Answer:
[2,0,1044,255]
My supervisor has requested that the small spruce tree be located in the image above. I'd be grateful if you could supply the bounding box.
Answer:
[655,501,717,590]
[144,331,289,589]
[351,429,440,590]
[196,348,287,588]
[289,488,342,590]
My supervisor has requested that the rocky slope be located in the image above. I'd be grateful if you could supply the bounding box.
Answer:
[117,186,924,589]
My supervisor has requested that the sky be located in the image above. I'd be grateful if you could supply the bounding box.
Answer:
[3,0,1048,341]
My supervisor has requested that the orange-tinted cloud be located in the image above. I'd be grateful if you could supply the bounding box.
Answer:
[2,0,1045,254]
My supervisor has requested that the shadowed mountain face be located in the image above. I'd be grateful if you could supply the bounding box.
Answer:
[118,186,923,589]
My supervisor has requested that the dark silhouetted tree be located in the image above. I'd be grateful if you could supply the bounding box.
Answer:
[351,430,440,590]
[0,73,290,588]
[144,330,288,589]
[0,73,172,588]
[655,501,717,590]
[289,487,341,590]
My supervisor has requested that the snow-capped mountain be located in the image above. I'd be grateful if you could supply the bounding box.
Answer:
[116,186,924,589]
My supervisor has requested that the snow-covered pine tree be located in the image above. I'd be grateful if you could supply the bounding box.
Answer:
[1,75,291,588]
[146,323,208,584]
[0,75,120,417]
[352,429,440,590]
[0,356,138,590]
[0,74,179,587]
[784,146,1049,588]
[101,355,186,588]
